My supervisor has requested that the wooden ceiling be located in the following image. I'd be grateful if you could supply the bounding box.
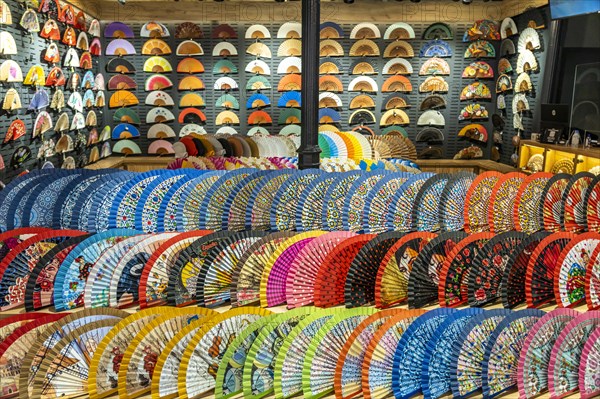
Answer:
[67,0,548,23]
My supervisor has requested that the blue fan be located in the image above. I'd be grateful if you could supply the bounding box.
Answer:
[439,172,477,232]
[342,171,391,233]
[481,309,545,399]
[0,170,53,230]
[112,123,140,139]
[419,39,453,57]
[244,170,295,231]
[320,21,344,38]
[247,93,271,109]
[392,308,457,399]
[296,173,342,231]
[318,108,341,124]
[421,308,485,399]
[321,171,363,231]
[87,172,137,233]
[386,173,435,232]
[319,133,339,157]
[53,229,140,311]
[449,309,513,399]
[411,173,452,232]
[362,172,413,234]
[222,170,273,231]
[157,170,207,232]
[1,171,56,231]
[278,91,302,108]
[175,171,227,231]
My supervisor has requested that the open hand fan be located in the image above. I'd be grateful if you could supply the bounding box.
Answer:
[363,173,413,234]
[271,170,324,232]
[438,172,476,232]
[297,174,343,231]
[548,312,600,398]
[224,171,271,231]
[517,308,579,399]
[0,313,47,346]
[525,232,576,308]
[245,171,294,231]
[176,172,226,232]
[554,232,600,308]
[586,176,600,232]
[586,244,600,310]
[87,173,137,233]
[449,309,512,398]
[481,309,545,399]
[302,308,376,399]
[514,172,553,234]
[375,232,437,309]
[345,232,404,308]
[488,172,527,233]
[467,232,528,307]
[562,172,595,233]
[391,308,458,399]
[579,327,600,399]
[157,171,206,232]
[540,174,570,233]
[407,232,467,309]
[412,173,451,232]
[464,171,503,233]
[0,171,52,231]
[343,171,390,233]
[178,308,272,399]
[322,171,363,231]
[230,232,296,307]
[6,179,53,231]
[500,232,550,309]
[385,174,435,232]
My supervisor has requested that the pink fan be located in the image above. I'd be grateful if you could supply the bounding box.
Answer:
[286,231,357,309]
[579,327,600,399]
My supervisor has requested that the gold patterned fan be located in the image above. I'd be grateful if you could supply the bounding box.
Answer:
[352,61,376,75]
[349,39,380,57]
[383,41,414,58]
[320,40,344,57]
[319,61,341,75]
[385,96,410,110]
[350,94,376,110]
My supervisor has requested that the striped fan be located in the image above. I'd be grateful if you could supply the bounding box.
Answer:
[449,310,512,398]
[586,176,600,232]
[586,244,600,310]
[363,173,413,233]
[412,174,451,232]
[302,309,376,399]
[488,172,527,233]
[540,174,570,232]
[0,171,52,231]
[362,310,425,399]
[562,172,595,233]
[579,327,600,399]
[322,171,363,231]
[375,232,437,309]
[500,232,550,309]
[87,173,135,232]
[334,309,403,399]
[467,232,528,307]
[514,172,553,234]
[464,171,503,233]
[421,309,485,399]
[297,174,342,231]
[386,174,435,232]
[271,170,324,231]
[224,171,271,231]
[345,232,404,308]
[314,234,376,308]
[139,231,212,309]
[439,172,476,232]
[246,170,294,230]
[0,228,50,264]
[343,171,391,233]
[482,309,545,399]
[554,232,600,308]
[157,171,206,232]
[525,232,576,308]
[407,232,467,309]
[177,171,227,231]
[198,231,266,308]
[548,312,600,398]
[230,232,296,307]
[5,179,47,231]
[438,233,494,308]
[517,309,579,399]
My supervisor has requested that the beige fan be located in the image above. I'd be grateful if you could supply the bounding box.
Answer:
[319,61,340,75]
[383,41,414,58]
[320,40,344,57]
[349,39,380,57]
[247,42,272,58]
[352,62,376,75]
[278,39,302,57]
[350,94,376,110]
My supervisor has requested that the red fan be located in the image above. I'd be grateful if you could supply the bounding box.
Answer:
[586,176,600,232]
[586,243,600,310]
[562,172,595,233]
[525,232,576,308]
[488,172,526,233]
[464,171,503,233]
[513,172,553,234]
[0,313,46,345]
[314,235,375,308]
[0,228,51,263]
[541,174,570,232]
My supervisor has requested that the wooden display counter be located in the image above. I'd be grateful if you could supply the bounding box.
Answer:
[518,139,600,174]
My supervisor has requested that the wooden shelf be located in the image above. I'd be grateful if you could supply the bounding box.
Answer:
[519,140,600,174]
[520,140,600,159]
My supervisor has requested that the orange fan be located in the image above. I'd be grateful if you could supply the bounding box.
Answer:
[178,108,206,123]
[382,75,412,93]
[141,39,172,55]
[179,92,205,107]
[177,58,205,74]
[248,110,272,125]
[79,52,93,70]
[109,90,139,108]
[278,74,302,92]
[178,76,205,91]
[319,75,343,92]
[62,26,76,46]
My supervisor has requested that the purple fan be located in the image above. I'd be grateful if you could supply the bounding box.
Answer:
[105,39,136,56]
[104,22,135,38]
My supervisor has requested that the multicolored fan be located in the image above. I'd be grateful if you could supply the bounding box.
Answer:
[296,174,342,232]
[561,172,595,233]
[438,172,476,232]
[87,172,136,233]
[385,174,434,232]
[245,171,294,231]
[586,176,600,232]
[579,326,600,399]
[488,172,527,233]
[362,173,413,233]
[271,170,324,231]
[412,174,452,232]
[223,171,271,231]
[514,172,553,234]
[176,171,226,231]
[464,171,503,233]
[343,171,390,233]
[322,172,363,231]
[540,174,570,233]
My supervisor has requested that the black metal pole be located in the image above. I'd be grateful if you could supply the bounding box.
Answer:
[298,0,321,169]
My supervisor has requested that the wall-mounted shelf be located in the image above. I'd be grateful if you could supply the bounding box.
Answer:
[518,139,600,174]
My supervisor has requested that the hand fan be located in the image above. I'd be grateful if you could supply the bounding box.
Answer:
[449,309,512,398]
[525,232,576,308]
[271,170,324,231]
[342,171,390,233]
[230,232,296,307]
[314,234,376,308]
[167,231,234,307]
[438,232,494,308]
[156,171,206,232]
[0,228,50,267]
[302,308,376,399]
[274,309,338,399]
[118,308,217,399]
[362,173,413,234]
[464,171,504,233]
[517,308,579,399]
[214,313,276,399]
[197,231,266,308]
[421,309,486,399]
[322,171,363,231]
[176,171,226,231]
[467,231,528,307]
[53,229,140,311]
[375,232,437,309]
[586,244,600,310]
[179,307,270,399]
[345,232,404,308]
[223,171,271,231]
[0,313,46,346]
[561,172,595,233]
[438,172,477,232]
[297,174,343,231]
[407,232,467,309]
[579,327,600,399]
[482,309,545,399]
[586,175,600,232]
[391,308,457,399]
[139,231,212,309]
[554,232,600,308]
[87,173,136,233]
[362,310,426,399]
[488,172,527,233]
[0,171,52,231]
[411,173,452,232]
[500,232,551,309]
[514,172,553,234]
[245,170,294,231]
[384,173,435,232]
[540,174,570,233]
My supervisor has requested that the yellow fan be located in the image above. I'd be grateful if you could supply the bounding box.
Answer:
[247,42,272,58]
[179,92,205,107]
[278,39,302,57]
[144,56,173,73]
[319,124,340,133]
[178,76,205,91]
[349,39,380,57]
[320,39,344,57]
[380,109,410,126]
[216,110,240,125]
[383,41,414,58]
[142,39,172,55]
[23,65,45,86]
[177,40,203,56]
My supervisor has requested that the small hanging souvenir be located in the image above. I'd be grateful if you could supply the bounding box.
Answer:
[50,89,65,110]
[28,88,50,111]
[40,19,60,40]
[2,88,21,111]
[11,146,31,169]
[4,119,26,143]
[44,42,60,63]
[20,9,40,33]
